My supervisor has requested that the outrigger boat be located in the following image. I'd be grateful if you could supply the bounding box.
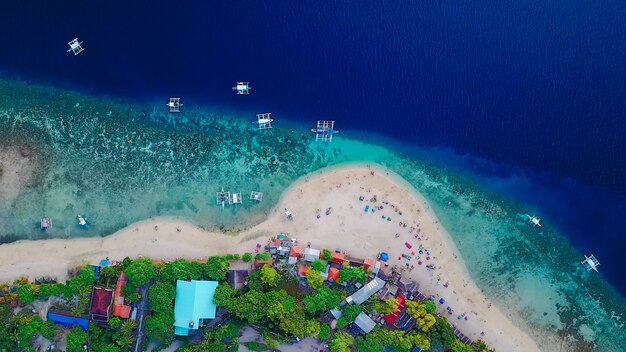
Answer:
[311,120,340,142]
[581,254,600,272]
[40,216,51,231]
[253,113,273,130]
[524,214,542,227]
[216,186,231,209]
[232,81,251,95]
[77,214,89,229]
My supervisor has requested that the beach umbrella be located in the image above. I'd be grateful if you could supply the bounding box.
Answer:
[99,258,109,266]
[379,252,389,261]
[256,243,261,248]
[277,234,284,240]
[404,242,412,249]
[439,298,445,304]
[457,315,462,320]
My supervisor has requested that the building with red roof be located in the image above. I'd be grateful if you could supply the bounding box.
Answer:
[90,285,114,323]
[290,246,305,258]
[363,258,382,274]
[327,267,340,282]
[298,264,310,277]
[112,272,131,319]
[383,295,406,325]
[331,252,345,264]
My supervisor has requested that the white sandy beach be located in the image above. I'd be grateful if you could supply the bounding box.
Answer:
[0,164,540,352]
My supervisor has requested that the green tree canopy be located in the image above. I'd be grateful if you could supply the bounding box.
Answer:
[149,282,176,313]
[145,312,174,341]
[18,284,35,304]
[405,300,436,331]
[319,324,331,340]
[422,299,437,314]
[125,257,157,286]
[338,266,366,284]
[340,304,362,321]
[230,290,267,323]
[260,264,279,287]
[355,335,384,352]
[146,282,176,341]
[204,256,229,281]
[427,316,456,347]
[160,259,202,283]
[65,266,96,299]
[255,252,271,261]
[322,249,333,261]
[311,259,326,272]
[303,287,342,314]
[305,268,323,288]
[242,253,253,262]
[408,332,431,351]
[374,297,398,315]
[329,331,354,352]
[66,326,87,352]
[213,283,236,308]
[473,339,496,352]
[451,338,475,352]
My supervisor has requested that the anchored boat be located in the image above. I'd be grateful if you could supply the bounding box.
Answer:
[40,216,51,231]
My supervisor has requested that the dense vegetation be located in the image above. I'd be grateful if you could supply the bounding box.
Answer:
[0,250,491,352]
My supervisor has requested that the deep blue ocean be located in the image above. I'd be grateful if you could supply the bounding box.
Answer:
[1,1,625,294]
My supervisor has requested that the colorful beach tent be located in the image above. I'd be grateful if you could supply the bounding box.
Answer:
[439,298,445,304]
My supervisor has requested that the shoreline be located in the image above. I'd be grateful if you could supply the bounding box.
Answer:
[0,164,542,351]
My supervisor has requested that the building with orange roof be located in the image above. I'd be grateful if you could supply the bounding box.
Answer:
[327,267,340,282]
[331,252,345,264]
[363,258,382,274]
[289,246,304,258]
[112,272,131,319]
[298,264,310,277]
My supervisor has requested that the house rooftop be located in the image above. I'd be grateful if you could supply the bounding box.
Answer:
[174,280,218,336]
[347,277,386,305]
[354,312,376,333]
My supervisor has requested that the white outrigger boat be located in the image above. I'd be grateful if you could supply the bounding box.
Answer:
[311,120,340,142]
[232,82,251,95]
[524,214,541,227]
[67,38,85,55]
[581,254,600,272]
[40,216,51,231]
[216,186,232,209]
[254,113,273,130]
[166,97,183,113]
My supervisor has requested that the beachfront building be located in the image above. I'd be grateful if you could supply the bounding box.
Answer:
[331,251,345,264]
[345,277,386,305]
[327,267,340,282]
[379,283,399,300]
[354,312,377,334]
[304,248,321,262]
[363,258,382,274]
[173,280,218,336]
[396,276,418,293]
[228,260,252,290]
[112,272,132,319]
[89,285,114,324]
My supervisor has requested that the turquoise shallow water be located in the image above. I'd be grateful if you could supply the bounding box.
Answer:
[0,80,625,350]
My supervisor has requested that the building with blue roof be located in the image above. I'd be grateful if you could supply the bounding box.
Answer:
[47,311,89,331]
[173,280,219,336]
